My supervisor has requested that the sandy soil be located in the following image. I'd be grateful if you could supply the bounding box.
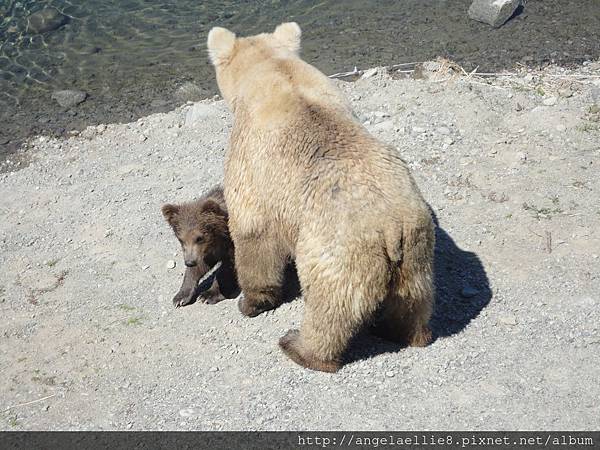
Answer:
[1,60,599,430]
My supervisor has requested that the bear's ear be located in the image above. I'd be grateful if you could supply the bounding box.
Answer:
[273,22,301,53]
[207,27,236,66]
[202,200,226,217]
[161,204,179,228]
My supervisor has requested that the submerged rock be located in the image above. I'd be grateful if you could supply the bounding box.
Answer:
[27,8,69,34]
[51,90,88,108]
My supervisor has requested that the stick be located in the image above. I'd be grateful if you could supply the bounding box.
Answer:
[545,231,552,253]
[3,394,57,412]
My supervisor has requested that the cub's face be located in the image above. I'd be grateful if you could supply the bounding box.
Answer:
[206,22,302,105]
[161,201,226,269]
[174,225,216,268]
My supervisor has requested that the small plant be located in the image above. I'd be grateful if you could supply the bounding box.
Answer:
[7,415,19,427]
[522,202,563,219]
[126,317,143,326]
[118,304,136,311]
[45,259,59,267]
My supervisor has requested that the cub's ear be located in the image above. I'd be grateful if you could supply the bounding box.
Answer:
[161,204,179,227]
[202,200,226,217]
[273,22,301,53]
[207,27,236,66]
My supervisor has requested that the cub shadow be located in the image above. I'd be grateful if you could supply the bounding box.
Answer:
[347,213,492,364]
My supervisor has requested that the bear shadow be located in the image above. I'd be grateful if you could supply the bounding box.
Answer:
[186,261,301,306]
[346,212,492,364]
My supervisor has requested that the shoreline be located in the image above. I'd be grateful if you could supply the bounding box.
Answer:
[3,57,600,174]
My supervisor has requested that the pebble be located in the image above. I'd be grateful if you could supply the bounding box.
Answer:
[385,371,395,378]
[179,408,197,417]
[558,88,573,98]
[413,126,426,133]
[166,260,176,269]
[437,126,451,135]
[498,315,518,326]
[542,96,557,106]
[209,366,219,372]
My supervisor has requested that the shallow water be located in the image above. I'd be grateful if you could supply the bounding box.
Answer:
[1,0,599,159]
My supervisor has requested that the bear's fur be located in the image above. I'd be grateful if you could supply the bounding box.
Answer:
[208,23,435,372]
[162,186,240,307]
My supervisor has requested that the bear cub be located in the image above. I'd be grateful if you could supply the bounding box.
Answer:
[161,185,239,307]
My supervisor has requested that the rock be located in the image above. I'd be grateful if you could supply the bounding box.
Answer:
[542,96,557,106]
[175,82,206,103]
[461,286,479,298]
[385,371,395,378]
[443,137,455,146]
[437,126,451,135]
[413,126,427,133]
[468,0,521,28]
[556,124,566,132]
[27,8,69,34]
[209,366,219,372]
[179,407,197,417]
[166,260,176,269]
[361,68,378,79]
[498,315,518,326]
[184,103,216,127]
[51,90,87,108]
[558,88,573,98]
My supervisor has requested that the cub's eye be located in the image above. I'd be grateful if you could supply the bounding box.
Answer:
[196,236,204,244]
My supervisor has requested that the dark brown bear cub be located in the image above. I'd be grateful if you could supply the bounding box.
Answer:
[161,186,239,307]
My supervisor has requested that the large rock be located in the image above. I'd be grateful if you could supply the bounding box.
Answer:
[468,0,521,28]
[184,103,217,127]
[27,8,69,34]
[51,90,88,108]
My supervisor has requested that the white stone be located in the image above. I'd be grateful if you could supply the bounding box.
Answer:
[468,0,521,28]
[184,103,216,127]
[543,96,557,106]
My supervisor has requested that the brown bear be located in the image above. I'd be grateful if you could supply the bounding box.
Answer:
[207,23,435,372]
[161,186,240,307]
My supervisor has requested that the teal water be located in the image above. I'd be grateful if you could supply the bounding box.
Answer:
[1,0,599,159]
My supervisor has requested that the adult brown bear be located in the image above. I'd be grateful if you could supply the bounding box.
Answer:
[207,22,435,372]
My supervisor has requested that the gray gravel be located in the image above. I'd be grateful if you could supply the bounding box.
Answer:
[1,61,599,430]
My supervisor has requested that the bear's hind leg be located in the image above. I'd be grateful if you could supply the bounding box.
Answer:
[371,263,433,347]
[280,246,390,372]
[235,237,289,317]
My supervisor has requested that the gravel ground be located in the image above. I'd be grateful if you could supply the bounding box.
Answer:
[1,61,599,430]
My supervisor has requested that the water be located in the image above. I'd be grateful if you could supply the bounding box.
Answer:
[1,0,599,160]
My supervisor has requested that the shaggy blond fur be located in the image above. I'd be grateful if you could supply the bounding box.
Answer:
[208,22,435,372]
